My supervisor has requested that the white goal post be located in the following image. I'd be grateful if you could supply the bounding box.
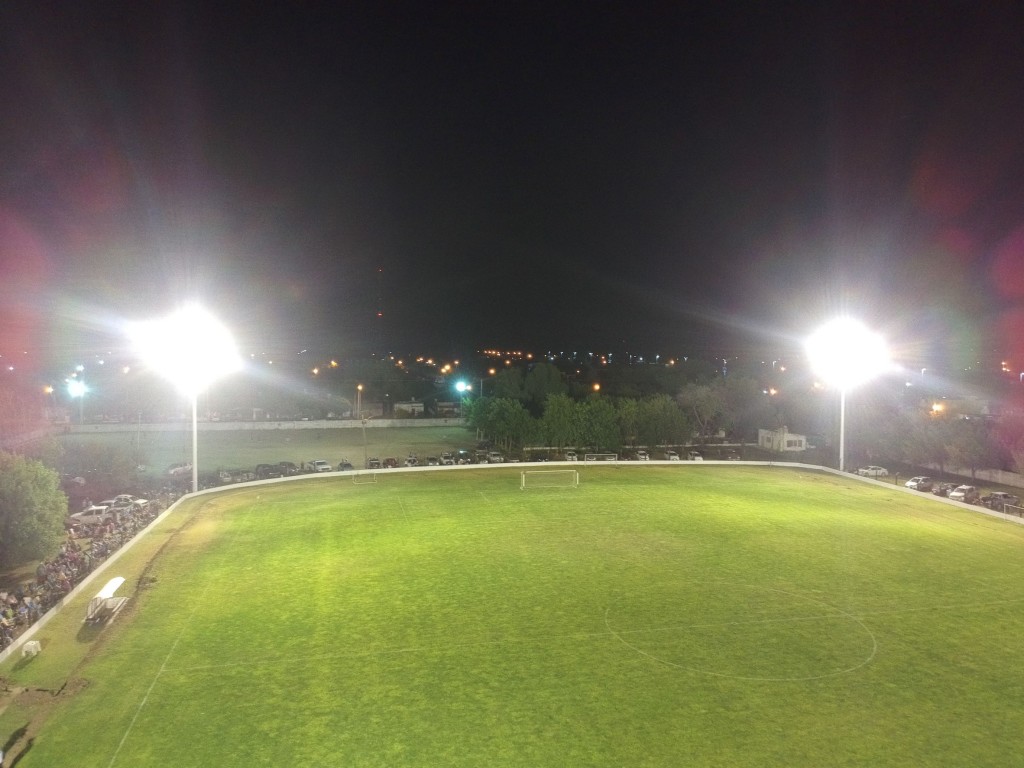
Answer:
[353,472,378,485]
[584,453,617,462]
[520,470,580,490]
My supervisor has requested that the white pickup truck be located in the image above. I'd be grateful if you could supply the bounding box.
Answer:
[856,466,889,478]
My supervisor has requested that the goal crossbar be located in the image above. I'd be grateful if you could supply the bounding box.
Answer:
[520,469,580,490]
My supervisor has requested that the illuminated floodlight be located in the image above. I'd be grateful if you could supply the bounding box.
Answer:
[67,378,87,423]
[454,381,471,393]
[129,305,241,397]
[805,317,889,391]
[806,318,890,473]
[129,305,242,493]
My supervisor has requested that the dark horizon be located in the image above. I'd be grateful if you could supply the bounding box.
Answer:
[3,3,1024,375]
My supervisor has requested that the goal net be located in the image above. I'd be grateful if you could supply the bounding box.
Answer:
[353,472,378,485]
[520,470,580,490]
[584,453,618,462]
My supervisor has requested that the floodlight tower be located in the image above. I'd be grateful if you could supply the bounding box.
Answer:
[67,378,87,424]
[806,317,890,473]
[130,304,242,493]
[454,380,472,416]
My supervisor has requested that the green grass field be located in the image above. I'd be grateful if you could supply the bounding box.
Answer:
[3,465,1024,766]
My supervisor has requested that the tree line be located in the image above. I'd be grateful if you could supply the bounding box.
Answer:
[463,364,779,454]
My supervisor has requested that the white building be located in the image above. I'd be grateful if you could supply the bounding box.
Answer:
[758,426,807,453]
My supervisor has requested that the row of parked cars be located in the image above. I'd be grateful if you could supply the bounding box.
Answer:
[903,476,1021,510]
[251,451,493,477]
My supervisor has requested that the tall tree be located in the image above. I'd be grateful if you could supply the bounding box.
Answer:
[677,383,725,441]
[492,368,526,400]
[638,395,689,448]
[523,363,566,412]
[0,452,68,568]
[945,419,995,480]
[541,393,578,449]
[721,376,774,440]
[578,397,619,453]
[615,398,640,448]
[898,413,952,476]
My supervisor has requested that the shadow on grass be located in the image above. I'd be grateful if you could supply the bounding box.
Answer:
[75,621,106,645]
[2,723,27,753]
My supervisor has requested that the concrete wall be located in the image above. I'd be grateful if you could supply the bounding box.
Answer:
[63,417,467,435]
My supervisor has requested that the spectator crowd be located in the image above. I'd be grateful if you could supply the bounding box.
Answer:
[0,490,175,650]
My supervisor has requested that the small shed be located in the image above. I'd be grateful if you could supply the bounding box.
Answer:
[85,576,129,623]
[758,426,808,453]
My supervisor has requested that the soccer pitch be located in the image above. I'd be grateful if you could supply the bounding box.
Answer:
[4,465,1024,766]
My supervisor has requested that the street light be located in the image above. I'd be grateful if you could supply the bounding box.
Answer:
[806,317,890,473]
[129,304,241,493]
[355,384,363,419]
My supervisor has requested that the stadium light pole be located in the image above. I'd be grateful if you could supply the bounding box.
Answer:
[67,378,87,424]
[455,380,472,417]
[129,304,242,494]
[806,317,890,473]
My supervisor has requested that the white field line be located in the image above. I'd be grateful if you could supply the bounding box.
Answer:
[107,592,209,768]
[107,501,243,767]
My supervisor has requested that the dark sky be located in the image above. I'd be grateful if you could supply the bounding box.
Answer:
[4,2,1024,368]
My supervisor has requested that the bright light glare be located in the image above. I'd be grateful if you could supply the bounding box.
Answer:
[455,381,470,392]
[806,317,890,390]
[67,380,86,398]
[129,305,242,396]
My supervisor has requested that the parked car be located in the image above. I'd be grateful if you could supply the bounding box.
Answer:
[932,482,957,498]
[487,451,505,463]
[723,450,741,461]
[456,450,473,464]
[383,457,399,469]
[426,456,439,466]
[219,468,255,483]
[980,491,1020,511]
[404,455,419,467]
[564,450,578,462]
[337,460,354,471]
[167,462,192,477]
[635,450,650,461]
[948,485,980,503]
[664,450,680,461]
[366,457,382,470]
[310,460,332,473]
[904,476,933,492]
[440,452,455,465]
[112,494,148,508]
[278,461,300,476]
[686,451,704,461]
[255,463,284,480]
[856,465,889,478]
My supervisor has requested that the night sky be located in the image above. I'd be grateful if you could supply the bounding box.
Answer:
[3,2,1024,368]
